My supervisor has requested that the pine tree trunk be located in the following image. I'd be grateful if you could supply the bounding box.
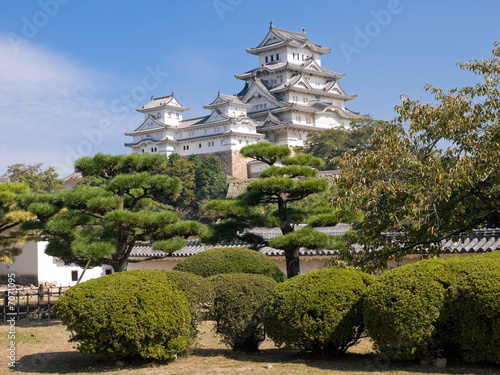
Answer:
[111,259,128,273]
[284,247,300,278]
[278,196,293,235]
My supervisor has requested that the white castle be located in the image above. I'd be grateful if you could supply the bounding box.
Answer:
[125,22,363,179]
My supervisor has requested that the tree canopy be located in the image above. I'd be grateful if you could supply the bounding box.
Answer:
[19,153,207,272]
[205,144,340,278]
[336,42,500,271]
[299,117,385,170]
[6,163,63,193]
[0,182,33,264]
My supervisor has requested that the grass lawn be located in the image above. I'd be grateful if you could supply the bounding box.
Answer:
[0,320,499,375]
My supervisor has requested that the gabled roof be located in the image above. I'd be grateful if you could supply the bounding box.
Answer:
[203,92,251,109]
[137,93,189,113]
[246,22,331,56]
[241,79,290,109]
[235,60,344,81]
[125,114,167,135]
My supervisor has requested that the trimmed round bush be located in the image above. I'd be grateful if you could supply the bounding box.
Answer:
[53,270,192,361]
[364,253,500,363]
[209,273,277,352]
[173,247,286,282]
[363,258,454,360]
[265,267,374,355]
[163,270,214,323]
[439,254,500,364]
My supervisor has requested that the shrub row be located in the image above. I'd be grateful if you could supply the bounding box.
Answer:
[365,251,500,364]
[54,247,500,365]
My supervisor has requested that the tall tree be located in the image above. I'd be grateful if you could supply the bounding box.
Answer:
[205,143,339,278]
[0,182,33,264]
[336,42,500,271]
[19,153,207,272]
[193,155,228,202]
[299,117,385,170]
[7,163,63,193]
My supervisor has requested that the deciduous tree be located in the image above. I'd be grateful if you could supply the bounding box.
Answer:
[336,42,500,271]
[0,182,33,264]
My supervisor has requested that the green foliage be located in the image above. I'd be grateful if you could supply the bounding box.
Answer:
[209,273,277,352]
[6,163,63,193]
[269,227,344,252]
[265,268,374,354]
[194,155,228,202]
[0,182,33,264]
[19,153,207,272]
[299,117,381,170]
[53,270,192,361]
[337,43,500,270]
[206,144,337,278]
[173,247,286,282]
[162,270,215,336]
[364,253,500,363]
[240,142,291,166]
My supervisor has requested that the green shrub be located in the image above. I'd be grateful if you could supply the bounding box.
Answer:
[163,270,214,334]
[173,247,286,282]
[364,253,500,363]
[363,258,454,360]
[439,254,500,364]
[53,270,192,361]
[209,273,277,352]
[265,268,374,355]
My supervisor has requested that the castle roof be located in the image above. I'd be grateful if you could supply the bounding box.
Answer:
[136,93,189,113]
[246,22,331,56]
[203,92,251,109]
[235,59,344,81]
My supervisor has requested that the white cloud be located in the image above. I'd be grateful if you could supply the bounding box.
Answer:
[0,37,132,178]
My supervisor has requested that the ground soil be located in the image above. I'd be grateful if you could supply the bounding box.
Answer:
[0,320,499,375]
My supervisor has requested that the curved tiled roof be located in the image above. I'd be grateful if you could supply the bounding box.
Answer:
[129,226,500,259]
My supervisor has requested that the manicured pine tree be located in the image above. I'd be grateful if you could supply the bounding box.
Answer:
[18,153,207,273]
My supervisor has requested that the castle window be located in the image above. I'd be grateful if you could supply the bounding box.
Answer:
[199,143,202,148]
[71,270,78,282]
[303,97,308,103]
[239,139,242,144]
[274,134,278,141]
[306,117,312,125]
[141,149,145,153]
[293,53,296,59]
[157,112,161,118]
[168,112,172,118]
[276,54,280,60]
[151,147,154,152]
[271,55,274,62]
[293,95,298,102]
[176,113,179,119]
[265,56,269,63]
[296,116,301,122]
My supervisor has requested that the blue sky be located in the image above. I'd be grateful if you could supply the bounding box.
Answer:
[1,0,499,176]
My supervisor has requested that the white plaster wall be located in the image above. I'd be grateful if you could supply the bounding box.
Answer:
[36,242,113,286]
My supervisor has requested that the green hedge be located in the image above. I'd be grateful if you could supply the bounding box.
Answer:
[209,273,277,352]
[53,270,192,361]
[173,247,286,282]
[163,270,215,336]
[364,252,500,363]
[265,267,374,355]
